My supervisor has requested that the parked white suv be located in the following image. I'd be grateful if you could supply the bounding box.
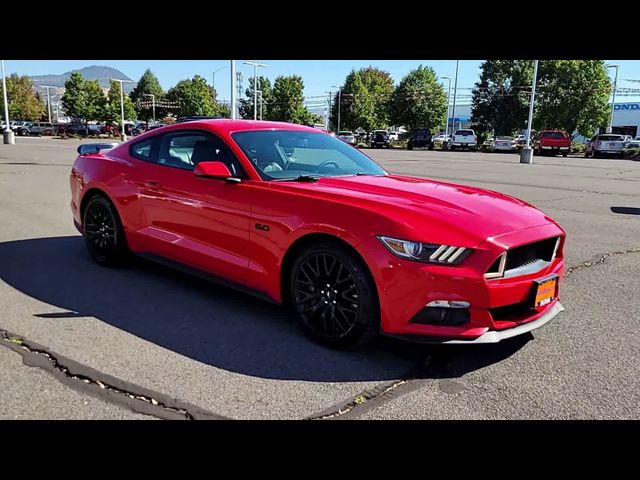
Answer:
[448,129,477,151]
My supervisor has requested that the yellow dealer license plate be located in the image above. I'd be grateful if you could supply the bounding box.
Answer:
[534,276,557,307]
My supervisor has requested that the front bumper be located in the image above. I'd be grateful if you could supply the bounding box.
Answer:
[363,223,566,343]
[385,301,564,344]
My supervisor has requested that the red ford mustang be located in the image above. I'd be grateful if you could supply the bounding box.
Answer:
[69,120,565,349]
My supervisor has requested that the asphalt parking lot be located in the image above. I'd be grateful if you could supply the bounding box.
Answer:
[1,137,639,419]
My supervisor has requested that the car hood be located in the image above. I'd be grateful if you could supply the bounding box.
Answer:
[274,174,559,246]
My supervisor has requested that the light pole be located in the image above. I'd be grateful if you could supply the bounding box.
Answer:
[450,61,459,137]
[1,59,15,144]
[441,76,452,137]
[257,90,263,120]
[142,93,156,124]
[606,64,619,134]
[212,66,228,101]
[243,61,268,120]
[40,85,57,123]
[331,85,342,133]
[520,59,539,164]
[231,61,236,119]
[111,78,134,141]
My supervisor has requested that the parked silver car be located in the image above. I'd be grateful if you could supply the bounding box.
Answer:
[337,130,357,146]
[585,134,626,158]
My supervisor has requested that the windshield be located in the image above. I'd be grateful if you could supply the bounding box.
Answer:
[598,135,624,141]
[455,130,474,136]
[232,130,387,181]
[338,131,354,136]
[541,131,567,138]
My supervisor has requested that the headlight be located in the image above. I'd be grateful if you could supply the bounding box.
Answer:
[377,235,471,264]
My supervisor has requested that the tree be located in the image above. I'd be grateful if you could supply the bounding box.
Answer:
[130,69,165,121]
[330,67,394,132]
[240,76,273,120]
[471,60,533,137]
[166,75,222,118]
[534,60,611,137]
[390,65,447,131]
[0,74,43,121]
[103,80,137,125]
[267,75,315,124]
[61,73,106,126]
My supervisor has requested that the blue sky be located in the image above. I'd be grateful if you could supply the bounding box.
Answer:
[6,59,640,102]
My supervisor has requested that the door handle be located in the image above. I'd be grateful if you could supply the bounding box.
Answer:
[144,181,161,189]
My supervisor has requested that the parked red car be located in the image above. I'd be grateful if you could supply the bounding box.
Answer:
[70,120,565,349]
[534,130,571,157]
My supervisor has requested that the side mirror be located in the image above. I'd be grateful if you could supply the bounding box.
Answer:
[194,161,239,182]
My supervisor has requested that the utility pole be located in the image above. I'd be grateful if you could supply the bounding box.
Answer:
[231,60,236,119]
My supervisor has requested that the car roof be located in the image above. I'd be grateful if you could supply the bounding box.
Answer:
[132,119,321,138]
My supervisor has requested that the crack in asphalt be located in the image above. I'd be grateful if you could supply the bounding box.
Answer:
[565,247,640,277]
[308,358,432,420]
[0,328,228,420]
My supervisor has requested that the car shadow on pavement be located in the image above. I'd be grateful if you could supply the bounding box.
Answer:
[0,236,529,382]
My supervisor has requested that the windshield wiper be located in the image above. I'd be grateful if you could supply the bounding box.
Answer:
[290,175,320,182]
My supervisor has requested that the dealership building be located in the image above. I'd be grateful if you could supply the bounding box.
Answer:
[609,102,640,137]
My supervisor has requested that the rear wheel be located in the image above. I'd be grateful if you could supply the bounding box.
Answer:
[289,242,379,349]
[593,149,600,158]
[82,195,128,266]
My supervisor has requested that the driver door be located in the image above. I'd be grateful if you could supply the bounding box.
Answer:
[139,130,253,283]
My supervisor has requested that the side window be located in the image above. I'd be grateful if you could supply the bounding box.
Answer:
[157,131,247,178]
[130,137,155,162]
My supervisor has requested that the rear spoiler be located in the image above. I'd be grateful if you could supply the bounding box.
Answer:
[77,143,119,155]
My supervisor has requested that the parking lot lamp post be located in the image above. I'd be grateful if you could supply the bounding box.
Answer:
[450,61,459,136]
[231,61,236,119]
[243,61,268,120]
[1,60,15,145]
[257,90,263,120]
[143,93,156,123]
[441,76,451,137]
[331,85,342,133]
[606,64,619,134]
[520,60,539,164]
[212,66,228,101]
[111,78,134,141]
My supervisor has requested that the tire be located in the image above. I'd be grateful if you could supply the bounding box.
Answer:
[562,152,568,157]
[449,145,455,151]
[82,195,129,267]
[407,142,413,150]
[593,150,600,159]
[428,143,434,151]
[289,241,379,349]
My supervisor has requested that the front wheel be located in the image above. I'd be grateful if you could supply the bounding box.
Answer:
[82,195,129,266]
[289,242,379,349]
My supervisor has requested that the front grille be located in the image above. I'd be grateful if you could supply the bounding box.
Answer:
[375,134,384,141]
[505,237,558,271]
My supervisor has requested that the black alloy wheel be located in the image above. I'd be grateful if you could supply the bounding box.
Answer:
[290,242,379,349]
[83,195,128,266]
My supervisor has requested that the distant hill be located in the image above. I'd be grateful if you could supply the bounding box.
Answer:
[30,65,136,93]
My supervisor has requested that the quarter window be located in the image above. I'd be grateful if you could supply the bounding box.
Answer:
[130,138,154,161]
